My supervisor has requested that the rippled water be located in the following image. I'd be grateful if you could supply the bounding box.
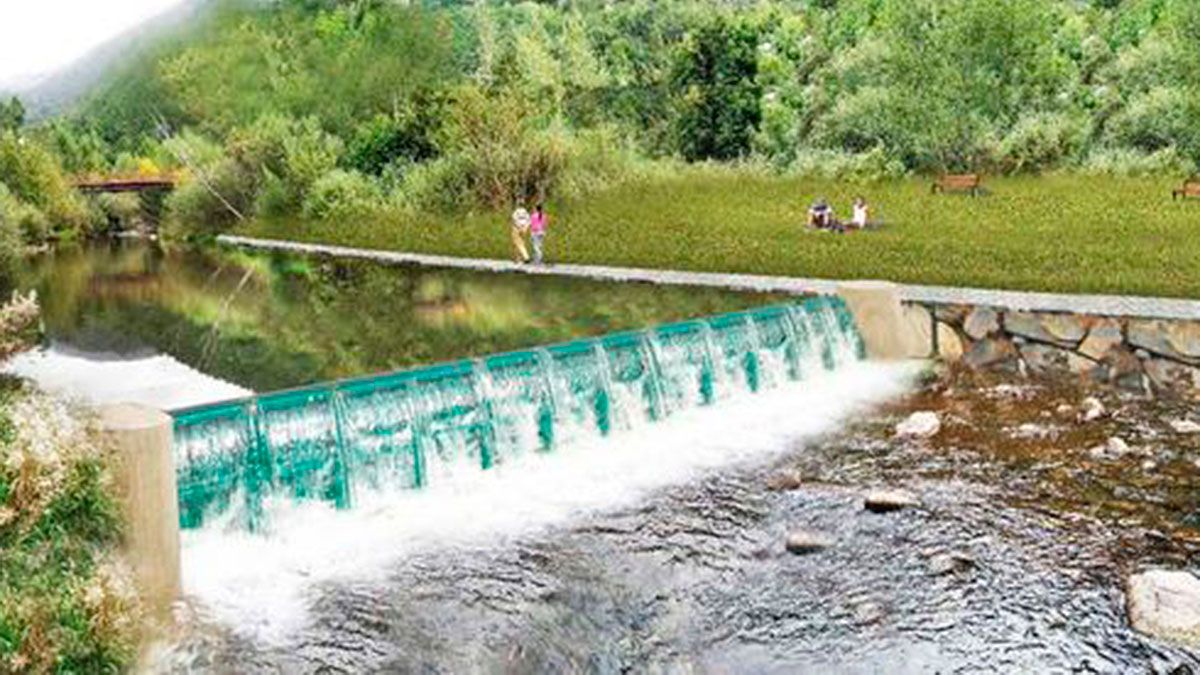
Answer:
[153,366,1200,674]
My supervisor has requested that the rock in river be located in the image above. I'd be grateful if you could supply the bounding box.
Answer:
[864,489,920,513]
[895,411,940,439]
[785,529,833,554]
[1126,570,1200,647]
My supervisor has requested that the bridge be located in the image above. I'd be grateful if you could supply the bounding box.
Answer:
[72,173,179,194]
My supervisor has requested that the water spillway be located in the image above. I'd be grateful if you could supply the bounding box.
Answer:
[171,296,865,531]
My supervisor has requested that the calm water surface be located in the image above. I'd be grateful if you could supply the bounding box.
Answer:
[15,241,786,394]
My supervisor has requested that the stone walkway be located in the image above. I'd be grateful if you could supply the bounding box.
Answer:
[219,235,1200,321]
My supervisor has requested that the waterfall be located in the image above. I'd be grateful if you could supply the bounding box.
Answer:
[172,296,866,531]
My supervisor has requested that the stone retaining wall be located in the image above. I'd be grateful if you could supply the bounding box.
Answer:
[904,302,1200,398]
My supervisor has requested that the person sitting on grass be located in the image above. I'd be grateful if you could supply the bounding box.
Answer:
[807,198,833,229]
[851,196,870,229]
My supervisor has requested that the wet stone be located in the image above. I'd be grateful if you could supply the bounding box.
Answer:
[964,338,1019,371]
[927,553,976,577]
[895,411,940,439]
[785,529,833,554]
[766,471,804,492]
[1126,570,1200,647]
[863,489,920,513]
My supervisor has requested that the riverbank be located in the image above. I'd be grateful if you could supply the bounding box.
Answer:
[241,173,1200,299]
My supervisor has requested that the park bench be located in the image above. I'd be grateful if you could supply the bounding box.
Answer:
[1172,177,1200,200]
[931,173,983,197]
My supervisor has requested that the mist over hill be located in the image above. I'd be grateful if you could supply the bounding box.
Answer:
[3,0,212,120]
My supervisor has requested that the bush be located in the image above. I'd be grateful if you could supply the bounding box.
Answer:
[0,383,140,674]
[998,112,1090,173]
[0,132,88,239]
[302,169,381,220]
[789,145,908,182]
[1080,146,1195,176]
[393,155,472,213]
[1104,87,1200,162]
[0,187,22,290]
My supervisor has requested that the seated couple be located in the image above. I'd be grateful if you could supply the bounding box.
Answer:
[807,197,870,231]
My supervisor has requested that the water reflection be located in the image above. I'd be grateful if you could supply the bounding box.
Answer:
[16,241,786,392]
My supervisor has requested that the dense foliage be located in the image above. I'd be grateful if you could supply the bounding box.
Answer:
[0,295,140,673]
[4,0,1200,236]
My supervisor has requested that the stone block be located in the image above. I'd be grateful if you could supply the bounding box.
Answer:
[1005,311,1086,347]
[1144,358,1200,396]
[936,322,964,361]
[963,307,1000,340]
[964,337,1018,371]
[1128,320,1199,364]
[1078,318,1123,361]
[1165,321,1200,360]
[1019,343,1072,375]
[934,304,971,325]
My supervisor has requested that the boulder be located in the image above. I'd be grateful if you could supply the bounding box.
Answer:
[928,553,976,577]
[895,411,940,439]
[864,489,920,513]
[936,322,964,361]
[1078,318,1124,361]
[1005,311,1086,347]
[1089,436,1131,460]
[1018,343,1073,375]
[1168,419,1200,434]
[766,471,804,491]
[1127,320,1199,364]
[1079,396,1106,422]
[785,529,833,554]
[1144,358,1200,395]
[963,307,1000,340]
[901,304,935,358]
[1126,570,1200,646]
[1165,321,1200,360]
[934,304,970,325]
[964,337,1019,371]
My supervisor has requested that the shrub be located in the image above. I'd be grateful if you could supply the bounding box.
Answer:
[998,112,1090,173]
[393,155,472,213]
[0,384,140,674]
[1080,146,1195,176]
[0,132,88,238]
[789,146,908,182]
[1104,87,1200,162]
[302,169,381,220]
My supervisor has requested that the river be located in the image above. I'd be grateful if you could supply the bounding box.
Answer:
[7,241,1199,673]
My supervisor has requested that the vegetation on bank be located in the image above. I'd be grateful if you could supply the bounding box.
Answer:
[0,293,141,673]
[0,0,1197,249]
[245,171,1200,299]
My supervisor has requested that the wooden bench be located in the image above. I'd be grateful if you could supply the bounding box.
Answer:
[931,173,983,197]
[1172,177,1200,200]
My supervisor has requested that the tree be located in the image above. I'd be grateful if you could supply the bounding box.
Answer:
[672,16,762,161]
[0,97,24,133]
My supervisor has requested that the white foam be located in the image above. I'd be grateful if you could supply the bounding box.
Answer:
[4,346,250,411]
[180,360,919,643]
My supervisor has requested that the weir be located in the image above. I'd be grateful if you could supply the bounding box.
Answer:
[171,296,865,531]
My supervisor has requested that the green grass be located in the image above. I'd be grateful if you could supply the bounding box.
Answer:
[243,173,1200,299]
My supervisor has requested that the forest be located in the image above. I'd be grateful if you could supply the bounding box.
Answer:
[1,0,1199,251]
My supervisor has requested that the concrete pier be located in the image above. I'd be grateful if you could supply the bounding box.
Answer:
[99,403,180,616]
[837,281,925,360]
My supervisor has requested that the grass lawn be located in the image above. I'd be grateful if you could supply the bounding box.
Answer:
[243,173,1200,299]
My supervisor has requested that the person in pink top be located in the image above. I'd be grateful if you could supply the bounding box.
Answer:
[529,202,548,264]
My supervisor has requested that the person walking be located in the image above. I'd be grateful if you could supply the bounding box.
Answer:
[529,202,548,264]
[511,199,531,263]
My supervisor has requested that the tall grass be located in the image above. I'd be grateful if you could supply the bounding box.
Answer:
[245,173,1200,299]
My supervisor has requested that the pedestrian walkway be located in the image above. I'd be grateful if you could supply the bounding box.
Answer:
[219,235,1200,321]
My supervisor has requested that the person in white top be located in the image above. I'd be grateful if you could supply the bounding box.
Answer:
[851,196,870,229]
[511,200,531,263]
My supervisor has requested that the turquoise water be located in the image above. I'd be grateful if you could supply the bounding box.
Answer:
[173,296,864,531]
